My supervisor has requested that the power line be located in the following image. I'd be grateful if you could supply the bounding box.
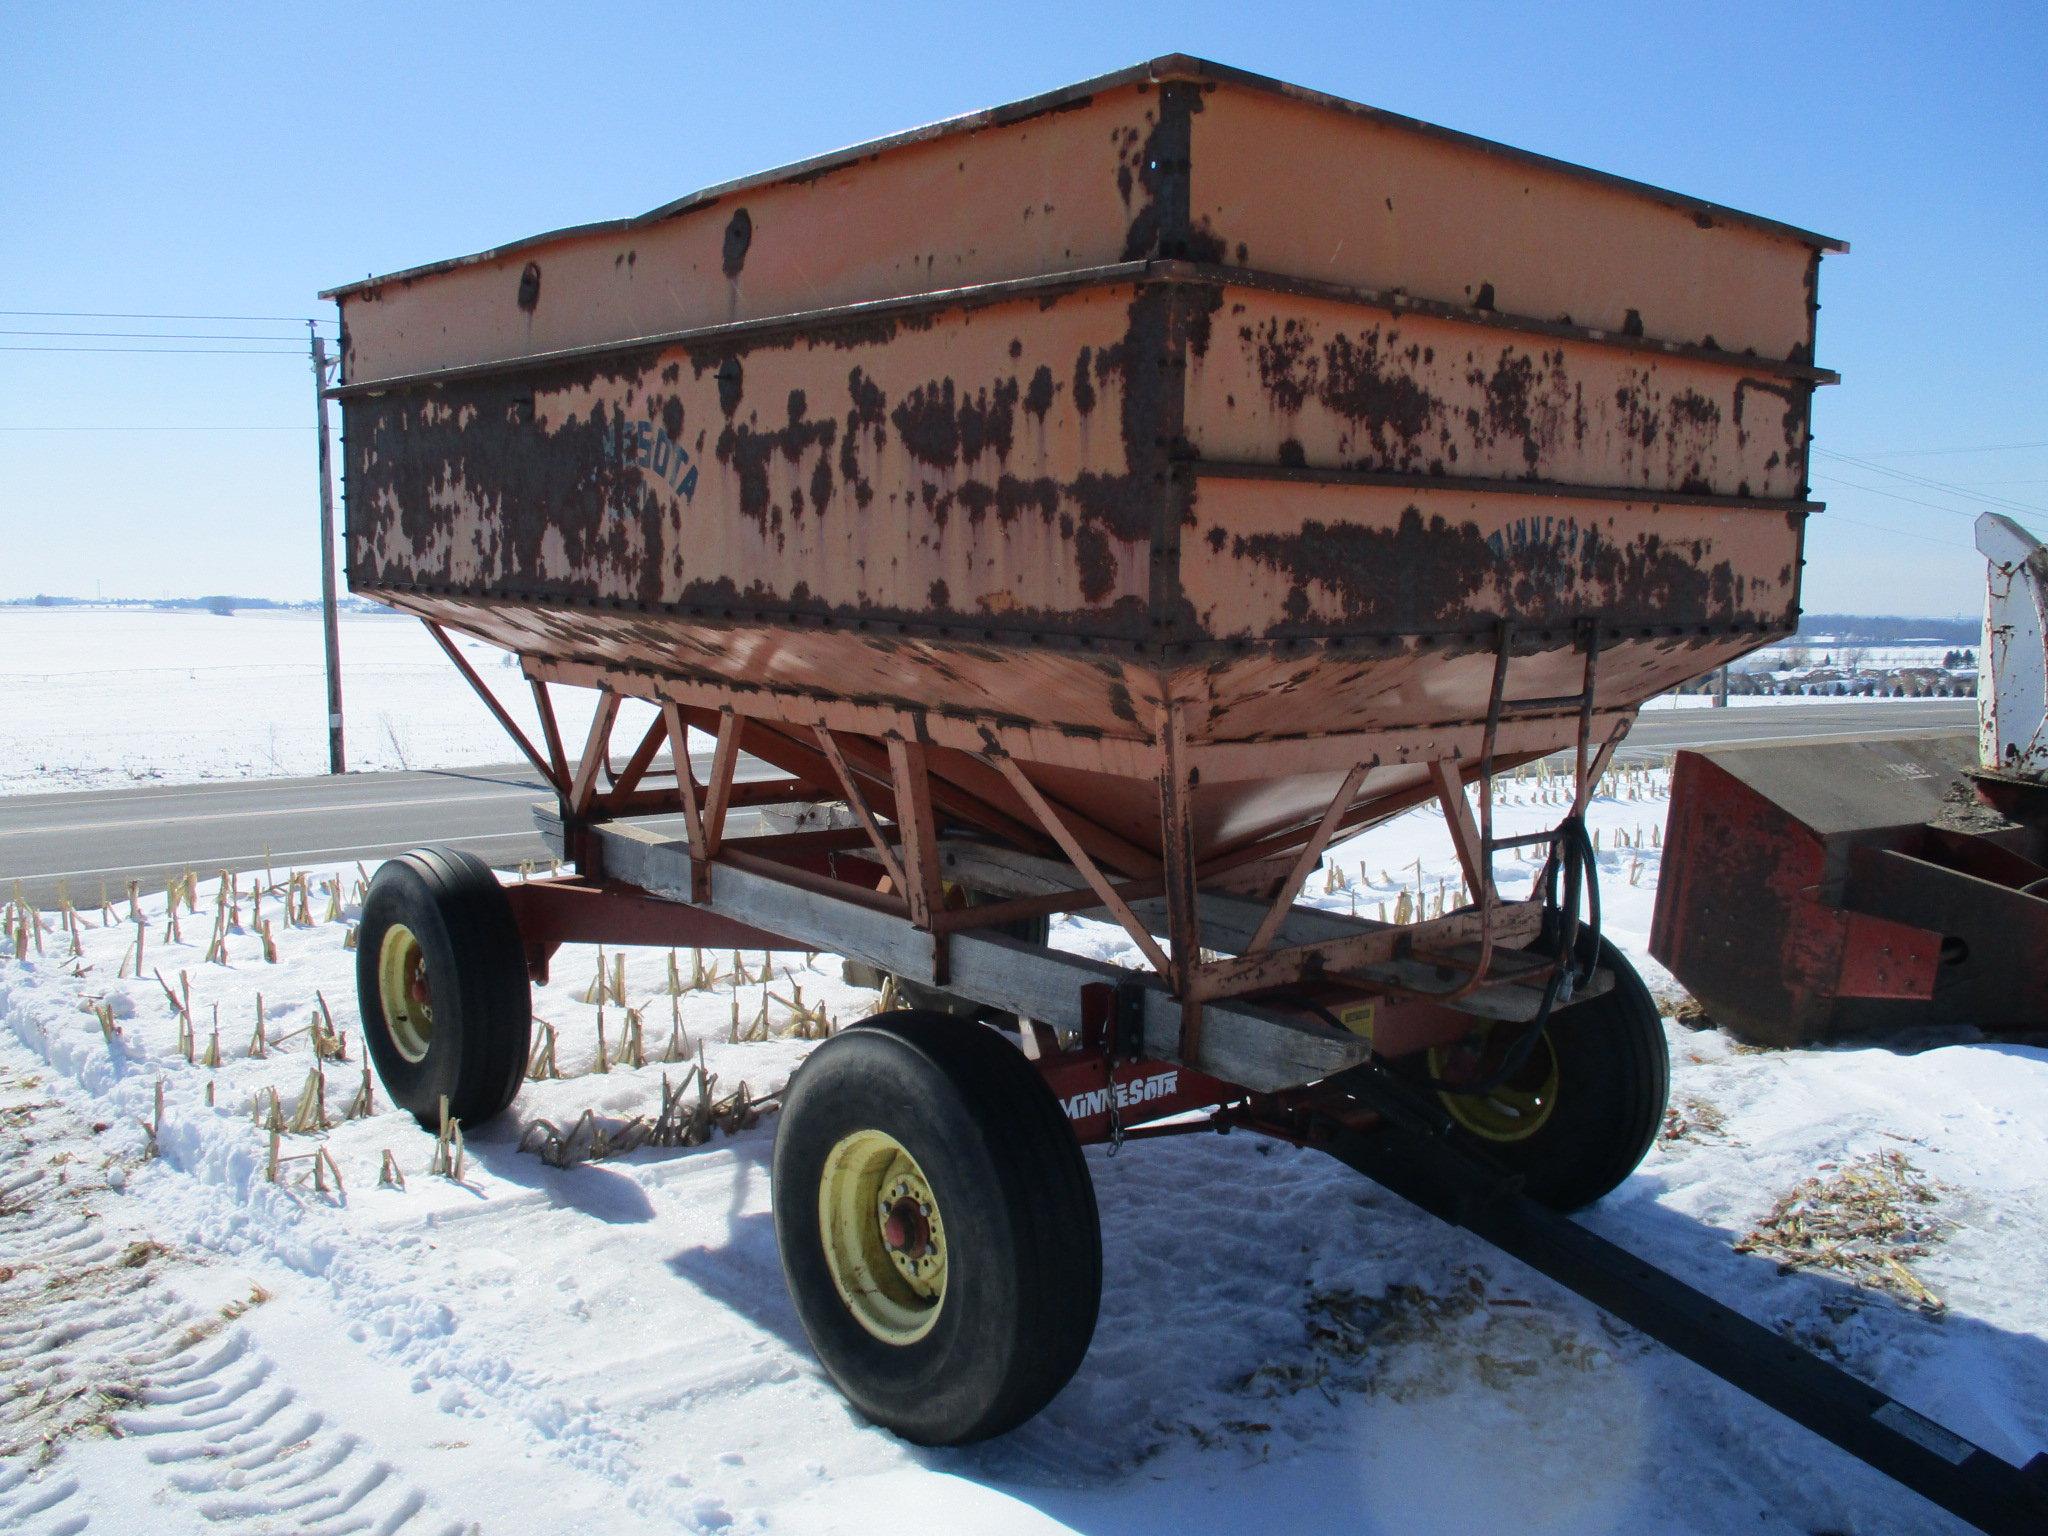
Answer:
[1831,438,2048,458]
[1809,472,1983,518]
[1822,514,1978,551]
[0,328,325,342]
[1808,472,2043,536]
[0,344,308,355]
[0,308,335,325]
[1815,447,2047,520]
[0,425,305,432]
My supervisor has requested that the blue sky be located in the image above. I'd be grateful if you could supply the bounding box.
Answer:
[3,1,2042,615]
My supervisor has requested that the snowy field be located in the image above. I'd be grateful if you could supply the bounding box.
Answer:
[0,609,627,796]
[0,608,1967,795]
[4,766,2043,1535]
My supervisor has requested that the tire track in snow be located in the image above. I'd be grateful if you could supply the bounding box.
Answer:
[0,1104,469,1536]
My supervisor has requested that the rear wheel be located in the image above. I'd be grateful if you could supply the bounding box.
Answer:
[1420,934,1668,1212]
[773,1010,1100,1444]
[356,847,532,1130]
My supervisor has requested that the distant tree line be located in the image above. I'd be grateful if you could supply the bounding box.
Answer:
[1792,613,1978,646]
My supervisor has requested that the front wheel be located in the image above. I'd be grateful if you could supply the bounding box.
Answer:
[1419,934,1668,1212]
[355,846,532,1130]
[773,1011,1101,1444]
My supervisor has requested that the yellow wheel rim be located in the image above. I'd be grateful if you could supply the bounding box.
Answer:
[817,1129,947,1345]
[1429,1023,1561,1142]
[376,922,435,1064]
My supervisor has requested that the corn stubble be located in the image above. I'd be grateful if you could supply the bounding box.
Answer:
[518,1066,774,1170]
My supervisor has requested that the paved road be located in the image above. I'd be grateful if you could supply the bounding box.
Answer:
[1,699,1974,907]
[0,757,775,909]
[1621,697,1973,756]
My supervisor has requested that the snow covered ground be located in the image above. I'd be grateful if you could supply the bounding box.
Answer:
[3,767,2044,1535]
[0,609,640,796]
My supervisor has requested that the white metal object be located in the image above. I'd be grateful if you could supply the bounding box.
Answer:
[1976,512,2048,783]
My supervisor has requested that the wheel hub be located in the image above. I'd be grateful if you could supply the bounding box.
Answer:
[376,922,435,1064]
[880,1193,932,1258]
[1429,1020,1561,1142]
[818,1130,947,1345]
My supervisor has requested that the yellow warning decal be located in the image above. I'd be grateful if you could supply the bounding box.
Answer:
[1336,1002,1375,1045]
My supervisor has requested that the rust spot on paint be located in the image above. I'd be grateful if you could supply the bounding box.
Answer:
[1734,377,1806,450]
[722,208,753,278]
[1024,364,1056,420]
[888,375,1021,469]
[1072,347,1097,415]
[1229,507,1761,636]
[1075,523,1117,601]
[715,389,837,524]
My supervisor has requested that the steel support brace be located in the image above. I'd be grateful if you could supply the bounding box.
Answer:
[608,712,669,797]
[530,678,569,785]
[660,700,712,901]
[1429,758,1490,902]
[814,725,908,894]
[422,619,564,793]
[569,690,622,815]
[1246,761,1370,955]
[885,736,946,936]
[702,710,742,859]
[983,750,1174,975]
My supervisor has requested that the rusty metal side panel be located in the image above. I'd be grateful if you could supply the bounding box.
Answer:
[340,88,1166,385]
[1834,910,1944,1001]
[1650,750,1846,1045]
[347,283,1168,640]
[1180,477,1800,641]
[381,593,1165,743]
[1189,85,1821,362]
[1182,635,1730,747]
[1186,289,1811,497]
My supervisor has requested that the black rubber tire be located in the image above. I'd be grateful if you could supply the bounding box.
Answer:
[355,846,532,1131]
[773,1010,1101,1444]
[1427,934,1669,1213]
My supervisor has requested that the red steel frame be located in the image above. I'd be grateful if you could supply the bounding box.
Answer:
[427,613,1619,1140]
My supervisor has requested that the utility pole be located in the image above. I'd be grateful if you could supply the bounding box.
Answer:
[1713,663,1730,708]
[311,323,346,773]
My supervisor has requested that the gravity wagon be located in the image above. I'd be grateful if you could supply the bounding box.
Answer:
[326,58,2044,1533]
